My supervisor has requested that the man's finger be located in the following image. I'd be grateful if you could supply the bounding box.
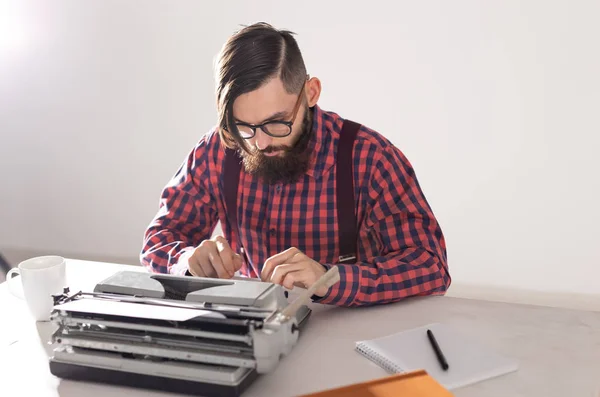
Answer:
[194,248,218,278]
[194,241,217,278]
[281,269,312,290]
[188,254,206,277]
[269,262,306,286]
[261,247,302,281]
[288,251,305,263]
[206,245,231,279]
[215,238,236,277]
[233,254,243,272]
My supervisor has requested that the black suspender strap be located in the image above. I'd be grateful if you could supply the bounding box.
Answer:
[223,147,243,254]
[336,119,360,263]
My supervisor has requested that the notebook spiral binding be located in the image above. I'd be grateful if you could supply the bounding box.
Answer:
[356,342,404,374]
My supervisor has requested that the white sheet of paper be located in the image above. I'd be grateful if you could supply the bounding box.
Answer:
[54,299,226,321]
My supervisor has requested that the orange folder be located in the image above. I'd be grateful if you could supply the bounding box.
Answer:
[297,370,454,397]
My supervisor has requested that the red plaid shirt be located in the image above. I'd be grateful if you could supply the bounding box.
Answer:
[140,105,450,306]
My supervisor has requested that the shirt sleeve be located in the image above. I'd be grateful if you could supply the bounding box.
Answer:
[314,145,450,306]
[140,140,218,275]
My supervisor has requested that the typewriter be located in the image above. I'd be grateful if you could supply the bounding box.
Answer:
[48,267,339,397]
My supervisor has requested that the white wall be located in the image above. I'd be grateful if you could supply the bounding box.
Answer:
[1,1,599,298]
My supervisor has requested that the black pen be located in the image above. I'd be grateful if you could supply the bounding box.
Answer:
[427,329,449,371]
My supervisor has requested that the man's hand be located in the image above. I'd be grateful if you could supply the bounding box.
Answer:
[260,247,329,297]
[185,236,243,279]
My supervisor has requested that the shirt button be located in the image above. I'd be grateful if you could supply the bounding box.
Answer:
[269,228,276,236]
[275,185,282,193]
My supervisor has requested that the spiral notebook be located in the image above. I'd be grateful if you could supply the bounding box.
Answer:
[355,323,519,390]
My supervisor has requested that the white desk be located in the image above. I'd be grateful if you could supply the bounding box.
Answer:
[1,259,599,397]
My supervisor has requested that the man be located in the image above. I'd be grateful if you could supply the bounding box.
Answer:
[140,22,450,307]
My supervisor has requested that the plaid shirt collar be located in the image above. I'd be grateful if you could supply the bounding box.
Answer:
[304,105,337,179]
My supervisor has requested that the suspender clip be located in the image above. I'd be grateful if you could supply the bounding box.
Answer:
[338,254,356,263]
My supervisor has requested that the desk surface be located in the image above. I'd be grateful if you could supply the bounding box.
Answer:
[1,259,598,397]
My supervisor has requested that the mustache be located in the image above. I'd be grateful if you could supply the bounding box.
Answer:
[260,145,292,154]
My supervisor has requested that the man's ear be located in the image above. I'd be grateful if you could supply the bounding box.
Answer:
[305,77,321,107]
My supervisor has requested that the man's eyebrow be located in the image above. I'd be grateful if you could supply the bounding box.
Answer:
[235,110,289,124]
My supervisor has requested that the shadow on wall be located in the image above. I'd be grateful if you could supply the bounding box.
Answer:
[0,221,226,283]
[0,246,139,280]
[0,246,141,284]
[0,252,11,282]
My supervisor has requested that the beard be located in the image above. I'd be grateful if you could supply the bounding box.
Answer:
[240,106,313,185]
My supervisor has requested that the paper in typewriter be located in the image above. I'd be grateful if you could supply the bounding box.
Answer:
[54,299,226,321]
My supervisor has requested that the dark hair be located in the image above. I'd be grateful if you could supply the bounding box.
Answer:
[215,22,307,152]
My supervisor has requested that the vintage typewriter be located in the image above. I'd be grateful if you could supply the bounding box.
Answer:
[48,267,339,397]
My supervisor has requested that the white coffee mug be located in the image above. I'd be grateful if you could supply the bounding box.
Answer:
[6,255,67,321]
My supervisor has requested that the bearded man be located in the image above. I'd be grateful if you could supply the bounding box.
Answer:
[140,22,450,307]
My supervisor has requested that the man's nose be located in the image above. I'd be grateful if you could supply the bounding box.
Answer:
[253,128,273,151]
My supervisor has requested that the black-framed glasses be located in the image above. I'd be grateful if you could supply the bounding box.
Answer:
[234,81,306,139]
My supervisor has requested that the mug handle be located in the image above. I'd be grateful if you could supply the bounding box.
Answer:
[6,268,25,299]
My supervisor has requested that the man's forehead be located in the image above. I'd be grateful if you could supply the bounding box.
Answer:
[232,78,296,124]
